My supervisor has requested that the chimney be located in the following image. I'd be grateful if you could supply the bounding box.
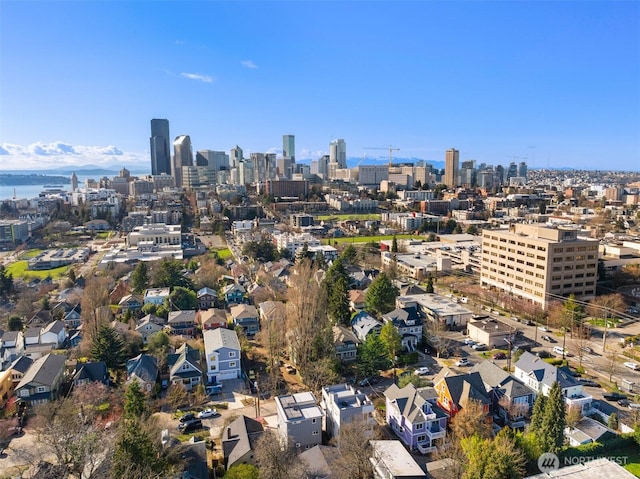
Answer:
[227,427,231,439]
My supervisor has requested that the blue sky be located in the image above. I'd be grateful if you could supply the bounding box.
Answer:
[1,1,639,171]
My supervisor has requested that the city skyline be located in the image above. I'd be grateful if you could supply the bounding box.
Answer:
[1,1,639,171]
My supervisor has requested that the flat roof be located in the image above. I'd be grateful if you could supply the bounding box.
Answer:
[370,440,425,476]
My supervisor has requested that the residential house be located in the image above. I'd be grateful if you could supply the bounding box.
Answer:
[382,306,423,352]
[222,415,264,470]
[199,308,228,331]
[471,360,536,427]
[275,391,323,451]
[222,283,246,305]
[203,328,241,383]
[349,289,366,311]
[109,280,130,305]
[0,369,14,410]
[126,354,159,393]
[14,353,67,405]
[349,271,372,290]
[62,304,82,329]
[143,287,171,305]
[369,440,427,479]
[433,369,491,418]
[71,361,109,387]
[1,331,25,368]
[9,356,33,387]
[181,437,209,479]
[40,320,68,348]
[230,304,260,337]
[258,301,286,327]
[110,320,130,337]
[29,309,54,328]
[298,445,341,479]
[564,416,617,447]
[136,316,164,343]
[332,325,358,362]
[167,343,203,392]
[167,310,197,337]
[321,383,375,439]
[351,311,382,343]
[118,294,143,313]
[24,327,41,346]
[514,352,592,414]
[384,383,448,454]
[197,287,218,310]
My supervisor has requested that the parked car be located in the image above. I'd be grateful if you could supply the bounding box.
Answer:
[580,346,593,354]
[579,379,599,388]
[472,343,487,351]
[542,335,556,343]
[538,326,549,332]
[617,399,631,407]
[603,392,626,401]
[206,383,223,396]
[463,338,476,346]
[553,346,567,356]
[197,408,220,419]
[359,376,380,387]
[455,358,470,367]
[178,419,203,433]
[492,352,507,360]
[414,366,430,376]
[624,362,639,371]
[626,308,639,314]
[179,413,196,423]
[628,403,640,410]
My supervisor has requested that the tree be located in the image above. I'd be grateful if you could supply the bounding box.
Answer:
[151,258,194,289]
[124,381,147,420]
[587,293,626,349]
[91,323,126,370]
[130,262,149,294]
[226,464,260,479]
[365,272,398,316]
[461,428,526,479]
[81,276,113,345]
[340,244,358,265]
[566,404,582,428]
[358,334,391,378]
[0,265,13,299]
[330,420,375,479]
[529,392,547,434]
[465,224,479,235]
[450,399,492,441]
[168,286,197,310]
[391,235,398,253]
[379,321,402,361]
[539,382,566,453]
[111,418,173,478]
[608,412,619,431]
[328,275,351,325]
[254,429,298,479]
[8,315,23,331]
[453,224,463,234]
[425,275,434,294]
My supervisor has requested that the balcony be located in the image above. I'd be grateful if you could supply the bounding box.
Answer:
[416,442,437,454]
[426,426,446,441]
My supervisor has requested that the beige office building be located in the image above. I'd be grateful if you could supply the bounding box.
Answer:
[444,148,459,189]
[480,224,598,310]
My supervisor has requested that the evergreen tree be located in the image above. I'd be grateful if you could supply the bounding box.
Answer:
[111,420,167,477]
[0,265,13,299]
[168,286,198,310]
[340,244,358,265]
[539,382,566,453]
[425,276,434,294]
[91,324,126,370]
[152,259,194,289]
[130,262,149,294]
[328,275,351,325]
[358,334,391,377]
[379,321,402,361]
[391,236,398,253]
[608,412,618,431]
[365,272,399,316]
[123,381,147,420]
[529,393,547,433]
[8,316,23,332]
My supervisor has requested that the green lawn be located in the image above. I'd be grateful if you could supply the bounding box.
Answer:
[6,260,69,280]
[214,248,233,260]
[95,231,112,240]
[588,318,621,328]
[323,234,420,245]
[19,249,43,259]
[315,213,381,221]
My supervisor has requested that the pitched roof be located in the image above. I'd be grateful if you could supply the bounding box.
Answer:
[435,369,491,408]
[168,343,202,377]
[384,383,446,424]
[16,353,66,390]
[10,355,33,374]
[204,328,241,353]
[118,293,142,305]
[197,287,217,297]
[199,308,228,326]
[514,351,580,389]
[298,445,341,478]
[258,301,285,321]
[230,304,258,319]
[222,415,264,468]
[42,320,65,335]
[73,361,108,383]
[126,354,158,383]
[168,310,196,324]
[332,325,359,346]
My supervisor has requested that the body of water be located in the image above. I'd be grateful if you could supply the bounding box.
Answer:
[0,174,100,200]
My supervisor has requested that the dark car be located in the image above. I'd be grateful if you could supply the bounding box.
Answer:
[618,399,631,407]
[359,376,380,387]
[492,352,507,360]
[579,379,599,388]
[178,419,203,433]
[179,413,196,423]
[603,392,627,401]
[541,335,555,343]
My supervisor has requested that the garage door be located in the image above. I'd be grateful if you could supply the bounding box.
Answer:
[217,370,240,381]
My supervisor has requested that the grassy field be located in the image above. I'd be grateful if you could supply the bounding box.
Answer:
[6,260,69,280]
[19,249,43,259]
[315,213,381,221]
[213,248,233,260]
[323,234,420,245]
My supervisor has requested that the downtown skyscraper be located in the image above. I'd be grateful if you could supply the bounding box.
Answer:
[173,135,193,188]
[444,148,459,189]
[150,119,171,176]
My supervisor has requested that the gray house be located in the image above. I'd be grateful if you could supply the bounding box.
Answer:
[333,325,358,362]
[15,353,67,405]
[222,415,264,470]
[167,343,202,392]
[203,328,241,383]
[321,383,374,439]
[230,304,260,337]
[275,391,323,451]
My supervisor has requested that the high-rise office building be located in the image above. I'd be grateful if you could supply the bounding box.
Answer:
[330,139,347,168]
[150,119,171,176]
[444,148,459,189]
[230,146,243,169]
[518,161,528,179]
[173,135,193,188]
[283,135,295,161]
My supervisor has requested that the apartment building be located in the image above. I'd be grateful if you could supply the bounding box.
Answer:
[480,224,598,310]
[275,392,323,451]
[320,383,374,439]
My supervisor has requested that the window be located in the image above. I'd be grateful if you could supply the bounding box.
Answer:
[210,365,216,370]
[312,418,317,424]
[416,423,424,430]
[312,430,319,435]
[229,352,236,358]
[229,361,237,368]
[37,386,46,393]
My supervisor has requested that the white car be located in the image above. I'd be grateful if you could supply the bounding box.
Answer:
[414,366,430,376]
[197,408,219,419]
[624,362,640,371]
[455,358,470,367]
[463,338,476,346]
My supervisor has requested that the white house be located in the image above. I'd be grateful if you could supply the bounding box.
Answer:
[40,320,68,348]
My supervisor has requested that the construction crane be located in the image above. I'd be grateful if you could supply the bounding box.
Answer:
[364,145,400,167]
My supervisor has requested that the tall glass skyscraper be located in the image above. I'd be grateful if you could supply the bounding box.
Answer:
[283,134,295,160]
[150,119,171,176]
[173,135,193,188]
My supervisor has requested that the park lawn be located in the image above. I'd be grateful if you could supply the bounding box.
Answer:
[214,248,233,260]
[6,260,69,280]
[20,249,43,259]
[95,231,111,240]
[324,234,420,245]
[315,213,381,221]
[588,318,621,328]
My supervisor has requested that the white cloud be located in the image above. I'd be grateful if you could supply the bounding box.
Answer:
[298,148,327,160]
[241,60,259,69]
[180,72,214,83]
[0,142,147,170]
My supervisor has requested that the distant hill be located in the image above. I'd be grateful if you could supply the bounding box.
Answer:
[0,174,70,186]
